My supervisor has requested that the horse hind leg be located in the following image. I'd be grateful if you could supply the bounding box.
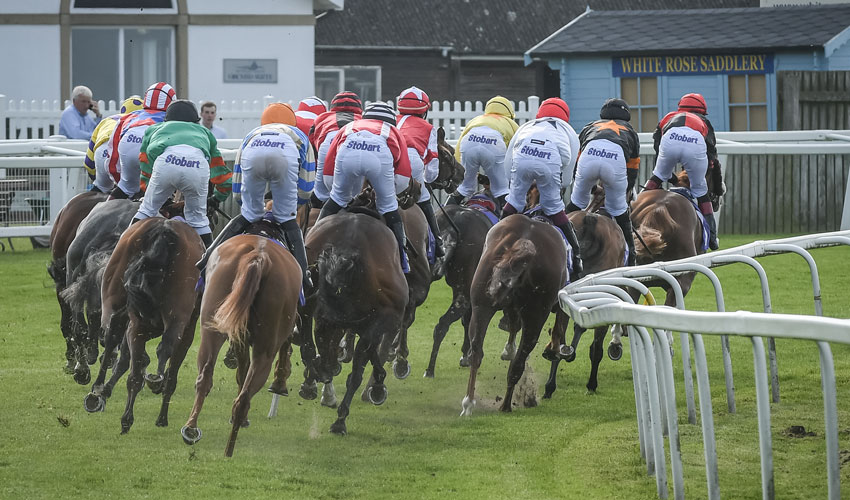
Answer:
[425,295,466,378]
[331,333,373,436]
[120,325,147,434]
[268,340,292,396]
[181,329,227,446]
[225,348,276,458]
[84,312,127,413]
[586,326,608,394]
[58,291,76,374]
[156,316,197,428]
[500,307,547,412]
[461,305,496,417]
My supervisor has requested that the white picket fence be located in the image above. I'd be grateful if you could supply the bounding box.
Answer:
[0,94,541,142]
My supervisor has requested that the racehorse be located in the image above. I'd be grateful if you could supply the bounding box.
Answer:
[423,190,496,378]
[181,231,302,457]
[429,126,464,195]
[84,216,203,434]
[299,210,409,435]
[460,213,568,415]
[60,198,139,385]
[47,190,107,374]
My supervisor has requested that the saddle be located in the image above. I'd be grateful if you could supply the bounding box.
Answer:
[464,194,499,226]
[669,187,710,252]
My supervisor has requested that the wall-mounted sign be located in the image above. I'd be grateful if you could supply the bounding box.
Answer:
[223,59,278,83]
[613,54,774,77]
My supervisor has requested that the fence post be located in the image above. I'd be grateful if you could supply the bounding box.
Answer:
[0,94,6,140]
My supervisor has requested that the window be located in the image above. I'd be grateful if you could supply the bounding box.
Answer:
[315,66,381,103]
[729,75,767,131]
[74,0,172,7]
[72,27,174,104]
[620,77,658,132]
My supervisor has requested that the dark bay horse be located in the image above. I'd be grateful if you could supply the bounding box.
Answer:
[300,211,409,435]
[48,190,107,373]
[461,214,568,415]
[84,217,203,434]
[423,194,495,378]
[61,199,139,385]
[181,234,301,457]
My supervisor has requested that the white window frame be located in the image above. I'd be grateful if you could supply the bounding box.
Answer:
[727,74,768,131]
[315,65,382,102]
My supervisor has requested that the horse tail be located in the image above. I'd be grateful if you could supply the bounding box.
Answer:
[635,206,674,258]
[48,257,66,289]
[317,247,361,293]
[576,214,603,258]
[487,238,536,304]
[124,222,179,319]
[211,248,270,346]
[60,250,111,313]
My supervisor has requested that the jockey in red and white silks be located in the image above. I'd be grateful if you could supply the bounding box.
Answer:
[309,91,362,205]
[316,102,413,273]
[295,96,327,138]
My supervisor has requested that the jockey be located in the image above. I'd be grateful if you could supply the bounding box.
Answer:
[396,85,445,258]
[84,95,143,193]
[502,97,583,277]
[447,95,518,213]
[196,102,315,289]
[316,102,413,273]
[106,82,176,200]
[567,98,640,266]
[295,96,327,138]
[646,93,719,250]
[130,100,232,247]
[308,91,362,208]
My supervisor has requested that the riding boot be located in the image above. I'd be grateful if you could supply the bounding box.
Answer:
[614,211,636,266]
[130,217,142,225]
[698,195,719,250]
[316,199,343,222]
[280,219,312,289]
[494,194,507,217]
[200,233,213,248]
[644,175,663,191]
[446,192,464,206]
[310,192,324,209]
[417,201,445,258]
[383,209,410,274]
[550,210,583,278]
[195,214,251,271]
[565,201,582,214]
[89,185,103,193]
[107,186,129,201]
[500,201,518,219]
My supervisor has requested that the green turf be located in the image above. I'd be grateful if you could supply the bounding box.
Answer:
[0,234,848,499]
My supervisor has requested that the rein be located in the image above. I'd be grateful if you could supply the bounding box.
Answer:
[426,183,460,235]
[631,225,657,260]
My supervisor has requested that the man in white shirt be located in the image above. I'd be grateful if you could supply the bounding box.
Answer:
[200,101,227,139]
[58,85,102,139]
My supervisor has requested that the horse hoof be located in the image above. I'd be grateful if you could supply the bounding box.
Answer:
[367,385,388,406]
[542,390,554,400]
[500,345,516,361]
[541,349,558,362]
[299,383,317,401]
[392,359,411,380]
[87,347,98,366]
[329,420,347,436]
[332,362,342,377]
[73,369,91,386]
[267,385,289,397]
[223,347,238,369]
[83,393,105,413]
[460,395,475,417]
[145,374,164,394]
[559,345,575,359]
[423,369,434,379]
[120,421,132,434]
[155,416,168,428]
[229,418,250,428]
[459,356,470,368]
[181,425,202,445]
[63,361,75,375]
[564,351,577,363]
[608,343,623,361]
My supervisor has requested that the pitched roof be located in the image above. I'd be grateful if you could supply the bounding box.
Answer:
[315,0,758,56]
[527,4,850,57]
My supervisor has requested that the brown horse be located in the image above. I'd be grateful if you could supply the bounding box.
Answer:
[461,214,568,415]
[83,217,203,434]
[423,192,496,378]
[429,127,465,194]
[47,190,107,373]
[299,211,408,435]
[181,233,301,457]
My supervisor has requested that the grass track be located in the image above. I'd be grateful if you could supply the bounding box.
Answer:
[0,234,849,499]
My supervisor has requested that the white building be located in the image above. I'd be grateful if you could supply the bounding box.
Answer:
[0,0,343,104]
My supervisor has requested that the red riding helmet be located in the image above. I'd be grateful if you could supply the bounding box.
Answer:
[397,86,430,115]
[143,82,176,112]
[678,93,707,115]
[536,97,570,123]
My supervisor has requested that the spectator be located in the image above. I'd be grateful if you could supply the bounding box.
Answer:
[200,101,227,139]
[58,85,102,139]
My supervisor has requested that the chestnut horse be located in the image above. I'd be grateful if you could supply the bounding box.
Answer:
[461,213,568,415]
[181,233,301,457]
[299,211,409,435]
[48,190,107,373]
[84,217,203,434]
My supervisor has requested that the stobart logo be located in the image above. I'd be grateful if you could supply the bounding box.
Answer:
[586,147,618,160]
[250,138,287,149]
[467,134,497,145]
[520,145,552,160]
[165,154,201,168]
[669,132,699,144]
[126,134,143,144]
[346,140,381,152]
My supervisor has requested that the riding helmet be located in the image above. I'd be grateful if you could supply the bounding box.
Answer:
[397,86,430,116]
[120,95,144,115]
[363,102,397,126]
[143,82,176,112]
[164,99,200,123]
[678,93,708,115]
[599,98,631,122]
[484,96,515,119]
[330,91,362,112]
[536,97,570,123]
[261,102,296,126]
